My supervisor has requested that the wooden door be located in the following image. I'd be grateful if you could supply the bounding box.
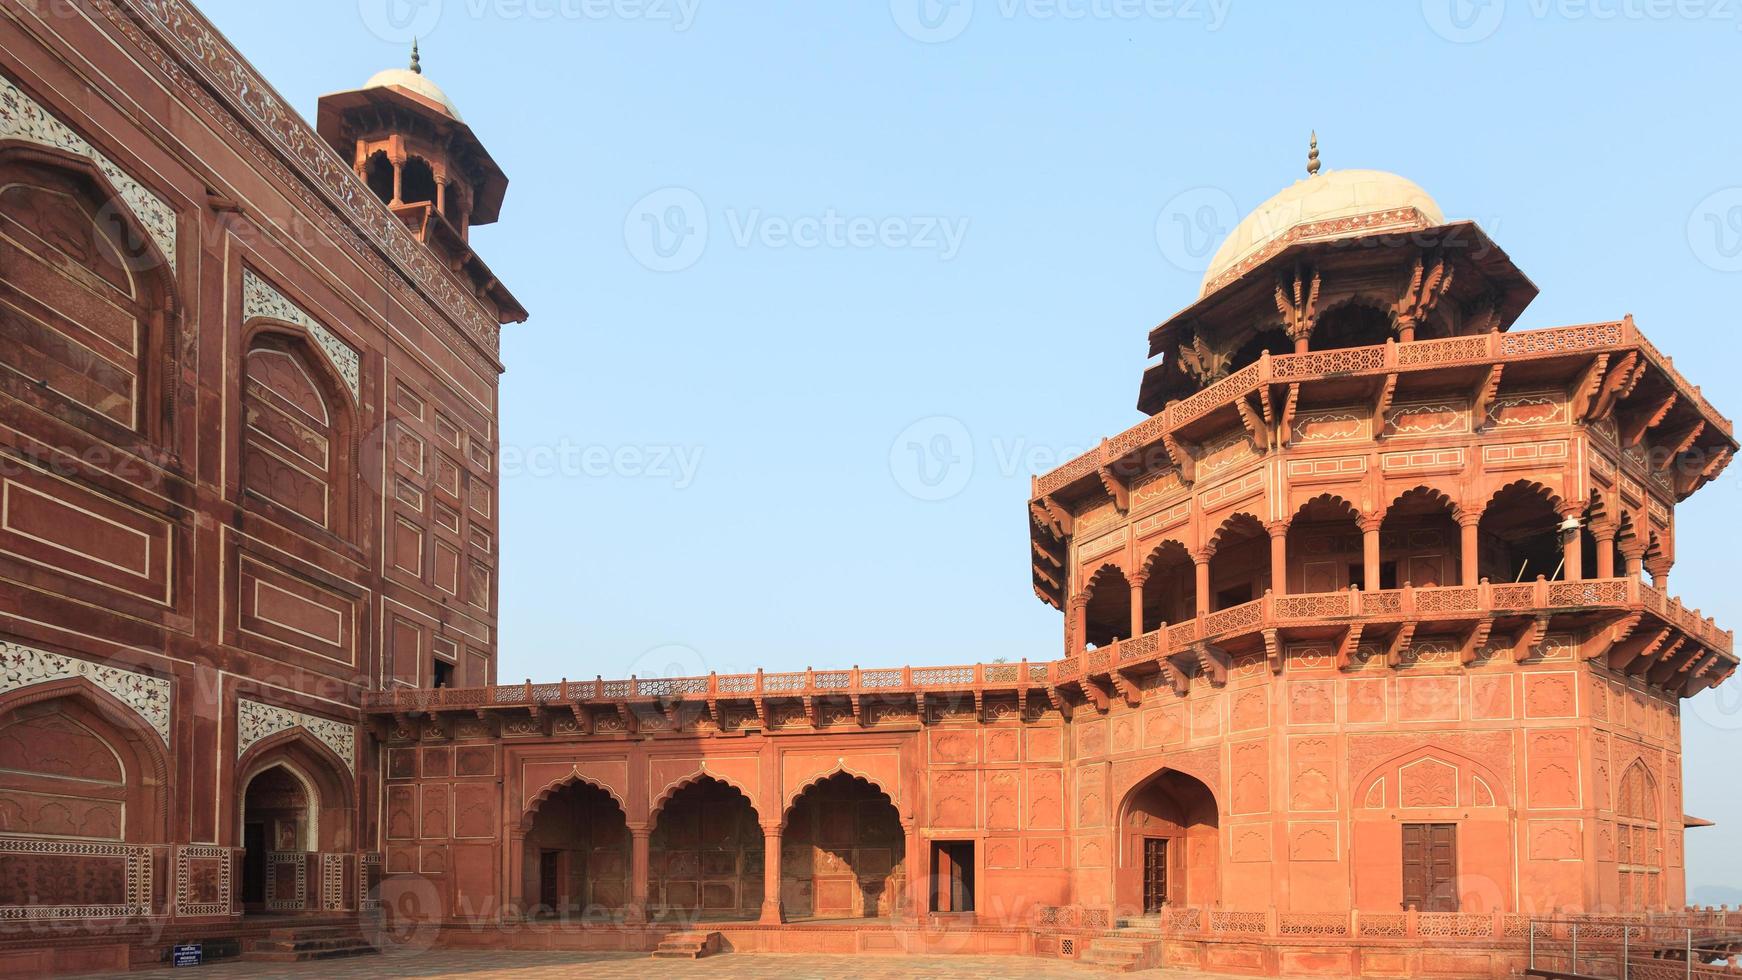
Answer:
[1402,823,1458,911]
[1142,837,1169,913]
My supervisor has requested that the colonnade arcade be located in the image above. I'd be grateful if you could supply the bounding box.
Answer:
[1076,478,1669,650]
[516,771,906,924]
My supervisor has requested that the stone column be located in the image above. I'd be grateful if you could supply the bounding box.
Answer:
[625,824,651,925]
[1267,520,1290,596]
[759,824,785,924]
[1067,593,1089,657]
[905,821,926,920]
[1360,515,1384,591]
[1192,548,1213,617]
[1647,558,1671,592]
[1457,510,1482,587]
[1560,514,1584,582]
[1621,541,1646,580]
[1590,522,1617,579]
[1128,573,1147,639]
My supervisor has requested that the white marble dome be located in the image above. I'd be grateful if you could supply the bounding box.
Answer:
[1201,169,1444,295]
[363,67,462,121]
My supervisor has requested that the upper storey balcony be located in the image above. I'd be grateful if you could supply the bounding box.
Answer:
[1023,160,1735,699]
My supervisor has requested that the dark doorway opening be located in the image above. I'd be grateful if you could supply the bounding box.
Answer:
[241,822,267,907]
[929,841,975,914]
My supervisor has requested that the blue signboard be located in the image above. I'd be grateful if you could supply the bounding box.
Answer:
[171,944,202,967]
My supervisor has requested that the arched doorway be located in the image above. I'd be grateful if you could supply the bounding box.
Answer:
[649,776,761,921]
[1083,564,1133,648]
[1478,482,1564,583]
[1382,487,1463,587]
[235,730,356,915]
[1140,540,1195,631]
[239,764,315,912]
[521,779,630,920]
[1117,769,1219,915]
[1208,514,1269,611]
[784,773,905,920]
[1288,495,1362,593]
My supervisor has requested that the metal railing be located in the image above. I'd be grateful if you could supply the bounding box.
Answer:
[1526,917,1742,980]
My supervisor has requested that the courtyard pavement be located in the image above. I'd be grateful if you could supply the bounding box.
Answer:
[76,949,1166,979]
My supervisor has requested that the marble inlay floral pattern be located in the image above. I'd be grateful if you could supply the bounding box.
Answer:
[0,640,171,744]
[241,268,361,397]
[237,697,356,773]
[0,72,178,271]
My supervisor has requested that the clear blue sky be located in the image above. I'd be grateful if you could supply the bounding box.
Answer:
[201,0,1742,897]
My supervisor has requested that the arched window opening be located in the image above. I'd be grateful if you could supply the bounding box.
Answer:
[1310,304,1391,352]
[1140,541,1195,632]
[1478,483,1564,583]
[363,151,394,205]
[0,155,171,440]
[1084,565,1133,648]
[1288,495,1362,593]
[1228,328,1292,374]
[783,773,904,921]
[1208,514,1268,611]
[522,780,629,921]
[239,764,314,913]
[400,156,437,206]
[241,332,349,536]
[1616,762,1661,911]
[1118,769,1219,914]
[649,777,761,922]
[1382,489,1463,587]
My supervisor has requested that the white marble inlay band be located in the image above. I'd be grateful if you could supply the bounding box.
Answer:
[0,72,178,272]
[241,269,361,398]
[0,640,171,744]
[237,697,356,774]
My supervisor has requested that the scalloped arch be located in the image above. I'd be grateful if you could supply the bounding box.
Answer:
[782,765,899,826]
[519,770,628,831]
[649,769,761,826]
[1386,483,1462,519]
[1293,492,1363,522]
[1208,511,1265,550]
[1485,478,1566,515]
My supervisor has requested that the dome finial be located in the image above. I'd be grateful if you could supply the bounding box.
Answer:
[1306,131,1321,177]
[410,38,422,75]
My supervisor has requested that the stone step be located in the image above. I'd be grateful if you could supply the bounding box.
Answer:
[650,930,722,959]
[1083,937,1160,973]
[245,926,378,963]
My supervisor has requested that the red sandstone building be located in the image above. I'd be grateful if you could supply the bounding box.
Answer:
[0,3,1736,977]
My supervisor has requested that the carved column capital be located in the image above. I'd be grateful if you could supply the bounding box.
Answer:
[1266,519,1292,539]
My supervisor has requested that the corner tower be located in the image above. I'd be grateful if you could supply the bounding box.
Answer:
[317,44,526,324]
[1028,140,1735,917]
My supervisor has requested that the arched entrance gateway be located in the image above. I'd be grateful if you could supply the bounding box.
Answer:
[235,732,356,915]
[783,773,905,920]
[519,778,630,919]
[648,776,761,920]
[1116,769,1219,916]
